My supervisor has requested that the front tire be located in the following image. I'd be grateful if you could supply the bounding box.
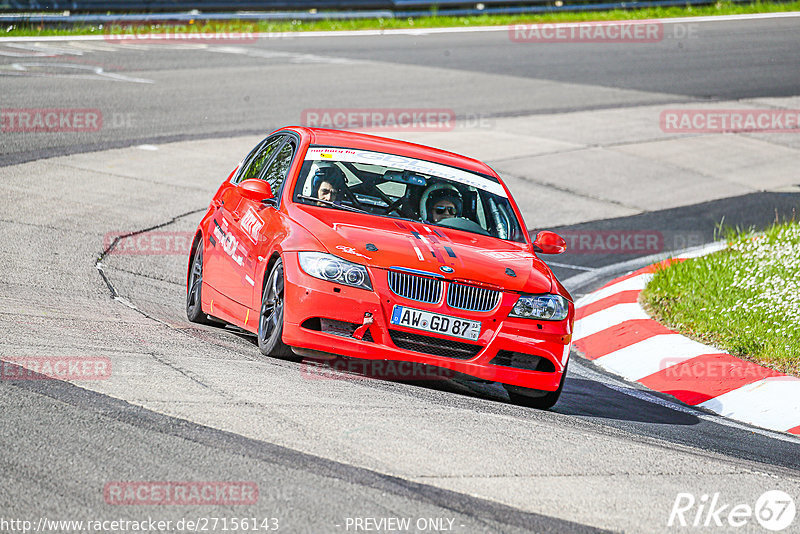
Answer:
[258,258,296,359]
[504,362,568,410]
[186,242,213,324]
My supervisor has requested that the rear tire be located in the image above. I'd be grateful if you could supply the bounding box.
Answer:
[504,362,568,410]
[186,242,213,325]
[258,258,297,360]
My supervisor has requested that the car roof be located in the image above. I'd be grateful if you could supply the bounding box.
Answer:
[282,127,500,179]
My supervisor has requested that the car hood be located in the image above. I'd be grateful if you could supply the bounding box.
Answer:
[289,205,554,294]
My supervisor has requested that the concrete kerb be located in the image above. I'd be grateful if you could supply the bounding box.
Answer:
[568,241,800,435]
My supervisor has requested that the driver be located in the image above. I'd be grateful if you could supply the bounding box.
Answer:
[311,164,347,205]
[421,185,463,224]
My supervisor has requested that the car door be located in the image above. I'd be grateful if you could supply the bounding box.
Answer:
[235,137,298,312]
[205,135,286,307]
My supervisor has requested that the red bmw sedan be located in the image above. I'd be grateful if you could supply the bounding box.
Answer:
[187,127,573,408]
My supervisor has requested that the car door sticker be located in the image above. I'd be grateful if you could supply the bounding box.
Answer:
[213,218,245,267]
[240,208,264,244]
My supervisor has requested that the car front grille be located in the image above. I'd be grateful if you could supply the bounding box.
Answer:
[387,270,502,312]
[387,270,442,304]
[447,283,501,312]
[389,330,482,360]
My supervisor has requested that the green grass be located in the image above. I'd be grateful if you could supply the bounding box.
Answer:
[4,0,800,37]
[641,221,800,376]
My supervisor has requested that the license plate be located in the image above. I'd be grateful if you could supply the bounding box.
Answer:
[390,305,481,341]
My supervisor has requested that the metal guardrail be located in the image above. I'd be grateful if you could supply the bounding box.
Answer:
[0,0,391,10]
[0,0,499,11]
[0,0,723,12]
[0,0,754,21]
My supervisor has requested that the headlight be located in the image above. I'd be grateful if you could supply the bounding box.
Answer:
[510,294,569,321]
[298,252,372,291]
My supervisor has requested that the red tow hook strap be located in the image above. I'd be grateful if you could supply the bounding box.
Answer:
[353,313,374,340]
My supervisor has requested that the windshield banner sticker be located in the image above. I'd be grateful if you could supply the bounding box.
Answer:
[304,147,507,197]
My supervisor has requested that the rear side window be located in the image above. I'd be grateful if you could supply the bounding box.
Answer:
[260,141,295,192]
[238,136,283,182]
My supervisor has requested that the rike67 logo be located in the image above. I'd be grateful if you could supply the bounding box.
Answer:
[668,491,796,531]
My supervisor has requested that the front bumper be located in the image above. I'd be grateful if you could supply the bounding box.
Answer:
[281,253,573,391]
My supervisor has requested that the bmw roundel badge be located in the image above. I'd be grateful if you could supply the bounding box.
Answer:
[440,266,454,273]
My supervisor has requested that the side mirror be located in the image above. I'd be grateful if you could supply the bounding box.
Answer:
[532,231,567,255]
[238,179,274,203]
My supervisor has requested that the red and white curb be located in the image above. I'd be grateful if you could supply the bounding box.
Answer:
[572,244,800,435]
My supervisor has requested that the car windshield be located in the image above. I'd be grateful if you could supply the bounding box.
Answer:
[292,146,526,243]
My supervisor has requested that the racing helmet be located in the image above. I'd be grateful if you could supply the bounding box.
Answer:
[420,183,463,222]
[311,164,347,200]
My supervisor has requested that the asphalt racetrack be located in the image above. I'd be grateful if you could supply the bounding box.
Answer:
[1,13,800,533]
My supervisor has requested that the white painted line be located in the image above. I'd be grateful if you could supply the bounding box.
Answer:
[0,34,109,43]
[0,61,154,83]
[573,302,650,341]
[595,334,716,382]
[2,12,799,42]
[674,241,728,260]
[641,11,800,25]
[699,377,800,433]
[574,272,652,309]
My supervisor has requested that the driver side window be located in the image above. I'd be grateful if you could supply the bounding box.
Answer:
[238,136,284,182]
[260,141,295,192]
